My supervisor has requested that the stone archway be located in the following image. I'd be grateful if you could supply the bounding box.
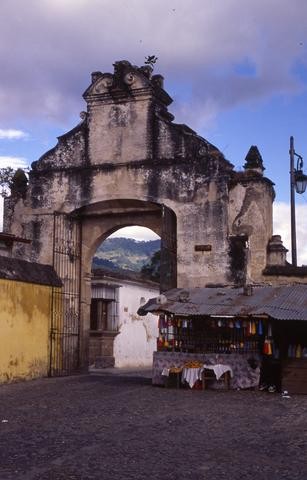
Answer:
[5,60,238,291]
[75,199,176,369]
[78,199,176,291]
[4,60,275,373]
[47,198,176,374]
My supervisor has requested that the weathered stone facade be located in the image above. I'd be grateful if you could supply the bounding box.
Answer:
[4,60,306,369]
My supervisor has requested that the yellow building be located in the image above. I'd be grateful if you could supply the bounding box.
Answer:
[0,255,61,383]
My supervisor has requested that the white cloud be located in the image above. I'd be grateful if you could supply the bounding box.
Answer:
[273,201,307,266]
[0,0,306,129]
[109,226,160,241]
[0,129,28,140]
[0,156,29,169]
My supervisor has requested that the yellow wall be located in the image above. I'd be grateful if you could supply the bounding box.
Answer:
[0,278,54,383]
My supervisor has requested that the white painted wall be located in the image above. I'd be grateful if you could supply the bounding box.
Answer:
[113,281,159,368]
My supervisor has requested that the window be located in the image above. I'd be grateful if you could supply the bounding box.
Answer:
[90,299,111,331]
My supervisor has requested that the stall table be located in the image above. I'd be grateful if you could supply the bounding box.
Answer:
[202,364,232,390]
[153,351,260,390]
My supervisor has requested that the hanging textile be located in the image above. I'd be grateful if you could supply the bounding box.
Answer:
[251,320,256,335]
[258,319,263,336]
[296,344,302,358]
[268,322,273,337]
[248,321,253,335]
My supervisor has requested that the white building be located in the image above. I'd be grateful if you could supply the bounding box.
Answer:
[90,269,160,368]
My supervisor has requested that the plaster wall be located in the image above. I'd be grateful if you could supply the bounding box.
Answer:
[113,280,159,367]
[0,279,52,383]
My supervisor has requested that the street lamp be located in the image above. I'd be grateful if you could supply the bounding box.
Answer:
[289,136,307,266]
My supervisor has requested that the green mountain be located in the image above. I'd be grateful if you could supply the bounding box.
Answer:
[92,237,160,272]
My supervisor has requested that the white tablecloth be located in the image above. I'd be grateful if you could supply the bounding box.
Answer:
[181,367,203,388]
[181,364,233,388]
[203,364,233,380]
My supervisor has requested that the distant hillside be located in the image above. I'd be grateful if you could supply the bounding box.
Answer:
[92,237,160,272]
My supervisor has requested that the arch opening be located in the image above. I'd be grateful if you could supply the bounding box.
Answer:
[78,200,177,369]
[89,225,161,368]
[92,225,160,275]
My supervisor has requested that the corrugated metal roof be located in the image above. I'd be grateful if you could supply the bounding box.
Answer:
[139,285,307,320]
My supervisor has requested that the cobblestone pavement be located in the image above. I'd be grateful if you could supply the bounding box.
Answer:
[0,370,307,480]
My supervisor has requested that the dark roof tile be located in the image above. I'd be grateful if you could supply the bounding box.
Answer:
[0,256,62,287]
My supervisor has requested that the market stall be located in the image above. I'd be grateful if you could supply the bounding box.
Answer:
[138,285,307,393]
[153,314,265,389]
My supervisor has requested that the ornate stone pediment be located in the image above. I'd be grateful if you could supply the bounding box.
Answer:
[83,60,171,104]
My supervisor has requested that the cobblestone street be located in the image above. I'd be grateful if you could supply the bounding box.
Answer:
[0,371,307,480]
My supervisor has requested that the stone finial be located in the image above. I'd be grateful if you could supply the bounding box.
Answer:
[113,60,132,77]
[267,235,288,266]
[91,71,102,83]
[151,74,164,89]
[244,146,265,174]
[138,65,153,79]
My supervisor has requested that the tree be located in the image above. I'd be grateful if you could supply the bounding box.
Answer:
[144,55,158,69]
[0,167,28,198]
[141,250,160,282]
[0,167,15,197]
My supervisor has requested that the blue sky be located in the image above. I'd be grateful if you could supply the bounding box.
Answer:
[1,0,307,261]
